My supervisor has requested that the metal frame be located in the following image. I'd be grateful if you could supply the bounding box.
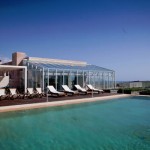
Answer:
[25,61,115,90]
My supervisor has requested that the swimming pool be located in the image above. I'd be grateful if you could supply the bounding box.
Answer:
[0,96,150,150]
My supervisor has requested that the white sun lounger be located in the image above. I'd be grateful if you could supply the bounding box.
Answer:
[9,88,19,99]
[35,88,45,97]
[9,88,17,95]
[74,85,88,94]
[9,88,24,99]
[47,86,66,97]
[87,84,104,94]
[62,85,78,95]
[27,88,37,98]
[0,88,7,100]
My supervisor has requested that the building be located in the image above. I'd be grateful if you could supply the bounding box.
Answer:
[130,82,142,88]
[0,52,116,92]
[117,81,150,89]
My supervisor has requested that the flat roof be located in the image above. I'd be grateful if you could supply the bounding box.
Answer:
[27,57,87,66]
[0,65,27,71]
[24,60,114,72]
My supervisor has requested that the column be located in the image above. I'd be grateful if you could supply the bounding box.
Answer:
[63,70,64,85]
[48,69,49,86]
[77,70,78,85]
[42,68,44,91]
[24,67,27,93]
[82,71,84,87]
[55,69,57,90]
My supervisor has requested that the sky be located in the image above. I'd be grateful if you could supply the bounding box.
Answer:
[0,0,150,81]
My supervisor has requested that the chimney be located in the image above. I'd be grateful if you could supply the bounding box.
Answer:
[12,52,27,66]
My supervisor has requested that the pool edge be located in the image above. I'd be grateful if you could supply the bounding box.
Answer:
[0,94,130,113]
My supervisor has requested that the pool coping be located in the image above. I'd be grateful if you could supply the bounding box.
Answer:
[0,94,130,113]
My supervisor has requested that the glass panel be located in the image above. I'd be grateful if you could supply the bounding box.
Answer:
[64,75,68,85]
[57,75,63,90]
[34,70,41,88]
[89,75,95,87]
[44,69,48,91]
[99,74,103,89]
[77,72,84,88]
[68,72,77,89]
[95,75,99,89]
[83,72,88,88]
[49,75,55,88]
[26,61,115,90]
[27,69,33,88]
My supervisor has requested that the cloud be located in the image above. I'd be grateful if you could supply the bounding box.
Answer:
[0,56,11,63]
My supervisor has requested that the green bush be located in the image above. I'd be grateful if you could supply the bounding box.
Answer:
[118,87,145,94]
[117,89,123,93]
[139,90,150,95]
[130,87,143,91]
[117,88,131,94]
[103,89,111,93]
[124,89,131,94]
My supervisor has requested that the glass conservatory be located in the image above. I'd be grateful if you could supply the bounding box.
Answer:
[23,57,115,91]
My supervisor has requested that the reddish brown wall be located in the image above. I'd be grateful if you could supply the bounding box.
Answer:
[12,52,26,66]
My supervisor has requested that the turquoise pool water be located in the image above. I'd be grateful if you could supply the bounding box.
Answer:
[0,96,150,150]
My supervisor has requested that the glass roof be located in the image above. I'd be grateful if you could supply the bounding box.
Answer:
[24,60,114,72]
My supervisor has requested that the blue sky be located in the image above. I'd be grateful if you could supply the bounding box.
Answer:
[0,0,150,81]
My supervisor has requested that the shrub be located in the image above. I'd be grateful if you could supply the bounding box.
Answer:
[117,89,123,93]
[139,90,150,95]
[117,88,131,94]
[103,89,110,93]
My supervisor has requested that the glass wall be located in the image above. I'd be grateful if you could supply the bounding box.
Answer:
[26,63,115,91]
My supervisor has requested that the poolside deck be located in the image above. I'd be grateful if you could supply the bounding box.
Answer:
[0,93,130,113]
[0,93,120,107]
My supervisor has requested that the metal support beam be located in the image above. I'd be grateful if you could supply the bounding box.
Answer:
[113,71,116,89]
[55,69,57,90]
[88,71,90,84]
[77,70,78,85]
[42,68,44,91]
[108,73,110,89]
[63,70,64,85]
[48,69,49,86]
[103,73,105,89]
[94,72,95,87]
[24,67,27,93]
[99,72,101,89]
[82,71,84,87]
[107,73,109,89]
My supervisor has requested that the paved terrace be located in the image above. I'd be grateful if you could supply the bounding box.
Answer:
[0,93,130,113]
[0,93,120,107]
